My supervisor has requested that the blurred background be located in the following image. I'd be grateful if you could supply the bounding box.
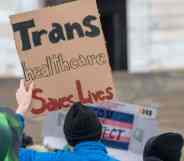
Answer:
[0,0,184,142]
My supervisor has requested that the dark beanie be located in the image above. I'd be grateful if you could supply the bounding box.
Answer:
[143,133,183,161]
[64,102,102,146]
[22,133,34,148]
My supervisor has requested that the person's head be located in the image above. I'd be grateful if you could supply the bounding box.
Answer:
[63,102,102,147]
[0,107,22,161]
[22,133,34,148]
[143,132,184,161]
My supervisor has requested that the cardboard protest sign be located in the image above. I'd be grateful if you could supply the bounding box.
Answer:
[10,0,115,116]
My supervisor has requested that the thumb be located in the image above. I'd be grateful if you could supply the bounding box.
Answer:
[19,79,25,90]
[28,82,34,95]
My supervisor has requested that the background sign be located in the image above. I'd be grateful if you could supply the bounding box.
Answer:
[89,105,135,150]
[42,101,159,152]
[89,102,159,152]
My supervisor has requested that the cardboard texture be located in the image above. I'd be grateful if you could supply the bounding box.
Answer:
[10,0,115,116]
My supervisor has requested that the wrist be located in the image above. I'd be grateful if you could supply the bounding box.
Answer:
[16,105,27,116]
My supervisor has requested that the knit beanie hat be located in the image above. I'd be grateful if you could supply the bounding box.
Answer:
[64,102,102,146]
[143,133,184,161]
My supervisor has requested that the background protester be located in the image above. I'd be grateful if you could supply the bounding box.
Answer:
[21,133,34,148]
[143,133,184,161]
[16,79,119,161]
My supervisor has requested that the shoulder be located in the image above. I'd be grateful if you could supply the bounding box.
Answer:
[61,150,89,161]
[16,113,25,129]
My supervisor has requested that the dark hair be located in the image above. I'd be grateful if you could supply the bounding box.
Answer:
[22,133,34,148]
[64,102,102,146]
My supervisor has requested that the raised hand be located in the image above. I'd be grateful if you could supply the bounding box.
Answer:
[16,79,34,115]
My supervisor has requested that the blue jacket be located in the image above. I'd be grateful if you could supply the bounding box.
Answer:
[17,114,119,161]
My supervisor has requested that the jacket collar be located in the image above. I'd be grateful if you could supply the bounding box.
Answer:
[74,141,107,154]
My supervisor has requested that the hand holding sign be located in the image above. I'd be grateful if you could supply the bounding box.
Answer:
[16,79,34,115]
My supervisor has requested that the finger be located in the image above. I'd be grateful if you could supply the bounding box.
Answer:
[28,82,34,95]
[19,79,25,90]
[16,89,22,95]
